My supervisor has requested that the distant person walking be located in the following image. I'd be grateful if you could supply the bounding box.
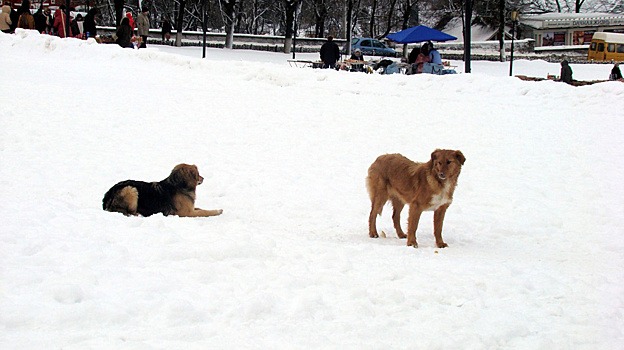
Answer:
[137,7,150,48]
[559,59,573,84]
[320,35,340,69]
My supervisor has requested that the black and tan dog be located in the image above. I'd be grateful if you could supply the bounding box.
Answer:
[367,150,465,248]
[102,164,223,217]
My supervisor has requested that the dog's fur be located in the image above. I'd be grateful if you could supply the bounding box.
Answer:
[366,150,465,248]
[102,164,223,217]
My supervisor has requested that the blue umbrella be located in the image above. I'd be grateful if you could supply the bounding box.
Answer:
[386,25,457,44]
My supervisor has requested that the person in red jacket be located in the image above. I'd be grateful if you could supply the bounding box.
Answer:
[53,5,72,38]
[126,12,135,33]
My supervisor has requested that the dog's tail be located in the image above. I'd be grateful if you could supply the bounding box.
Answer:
[102,185,139,215]
[365,173,386,216]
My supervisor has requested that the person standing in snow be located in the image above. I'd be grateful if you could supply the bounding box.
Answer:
[15,0,34,30]
[320,35,340,69]
[83,7,99,39]
[0,3,13,33]
[53,5,72,38]
[559,59,573,84]
[161,18,172,42]
[136,7,149,48]
[33,7,47,33]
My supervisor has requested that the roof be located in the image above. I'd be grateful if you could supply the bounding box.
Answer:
[521,12,624,30]
[591,31,624,43]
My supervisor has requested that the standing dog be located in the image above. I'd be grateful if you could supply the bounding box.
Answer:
[366,150,465,248]
[102,164,223,217]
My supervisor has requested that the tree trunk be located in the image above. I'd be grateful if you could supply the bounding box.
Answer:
[114,0,124,27]
[346,0,353,56]
[283,0,298,54]
[175,0,186,47]
[498,0,505,62]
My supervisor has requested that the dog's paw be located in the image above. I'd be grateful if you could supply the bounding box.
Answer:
[397,232,407,239]
[436,242,448,248]
[216,209,223,215]
[369,232,379,238]
[407,241,418,248]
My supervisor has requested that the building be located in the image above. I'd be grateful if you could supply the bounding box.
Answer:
[521,12,624,47]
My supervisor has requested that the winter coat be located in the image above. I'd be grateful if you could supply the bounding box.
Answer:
[137,12,150,36]
[83,9,98,37]
[414,53,431,74]
[116,22,133,48]
[320,40,340,66]
[610,65,622,81]
[428,48,442,64]
[33,9,47,33]
[162,20,172,35]
[0,5,12,32]
[53,9,72,38]
[560,61,573,84]
[16,11,35,30]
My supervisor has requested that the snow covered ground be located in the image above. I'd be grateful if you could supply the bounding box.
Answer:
[1,29,623,349]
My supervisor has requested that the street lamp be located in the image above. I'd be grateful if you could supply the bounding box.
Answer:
[509,9,519,76]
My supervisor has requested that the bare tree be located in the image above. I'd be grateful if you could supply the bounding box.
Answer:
[219,0,236,48]
[283,0,301,53]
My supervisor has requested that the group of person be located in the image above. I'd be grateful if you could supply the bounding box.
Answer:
[0,0,98,38]
[318,35,445,75]
[558,60,622,84]
[0,1,174,50]
[115,7,150,48]
[407,41,442,74]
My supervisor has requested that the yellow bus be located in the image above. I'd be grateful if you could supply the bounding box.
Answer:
[587,32,624,61]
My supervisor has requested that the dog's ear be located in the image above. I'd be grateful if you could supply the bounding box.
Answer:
[455,150,466,165]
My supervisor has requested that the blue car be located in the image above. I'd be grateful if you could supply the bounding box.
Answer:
[345,37,397,57]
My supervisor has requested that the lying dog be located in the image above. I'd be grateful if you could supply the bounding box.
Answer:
[366,150,465,248]
[102,164,223,217]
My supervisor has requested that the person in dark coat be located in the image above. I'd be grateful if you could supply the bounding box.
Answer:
[115,17,133,48]
[559,59,573,84]
[83,8,99,38]
[161,18,172,42]
[33,7,47,33]
[609,63,622,81]
[9,2,19,32]
[320,35,340,69]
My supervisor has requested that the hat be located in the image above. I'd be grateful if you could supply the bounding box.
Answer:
[354,48,361,53]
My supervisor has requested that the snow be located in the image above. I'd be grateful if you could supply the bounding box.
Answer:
[1,29,624,349]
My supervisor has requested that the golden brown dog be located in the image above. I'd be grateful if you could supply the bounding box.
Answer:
[366,150,465,248]
[102,164,223,217]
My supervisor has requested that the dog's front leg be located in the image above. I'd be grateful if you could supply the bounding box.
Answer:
[406,205,422,248]
[433,205,449,248]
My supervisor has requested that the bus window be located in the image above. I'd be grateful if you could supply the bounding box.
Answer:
[590,42,597,50]
[618,44,624,53]
[597,43,605,52]
[608,43,615,52]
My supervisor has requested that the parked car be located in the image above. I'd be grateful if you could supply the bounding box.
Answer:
[344,37,397,57]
